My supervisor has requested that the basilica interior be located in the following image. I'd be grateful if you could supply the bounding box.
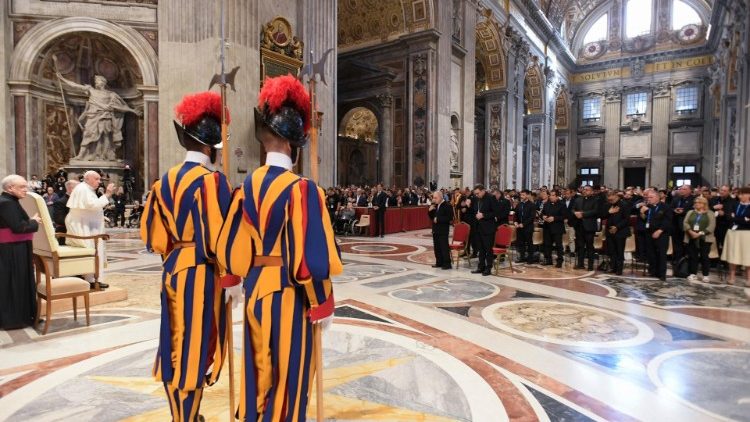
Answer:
[0,1,749,421]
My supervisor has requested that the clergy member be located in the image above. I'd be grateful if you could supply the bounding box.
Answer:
[66,170,114,289]
[0,175,41,330]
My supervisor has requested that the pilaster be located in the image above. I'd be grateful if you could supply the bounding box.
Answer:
[377,94,394,186]
[603,88,621,187]
[651,82,671,188]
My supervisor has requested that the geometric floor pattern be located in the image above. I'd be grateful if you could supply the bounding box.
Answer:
[1,228,749,421]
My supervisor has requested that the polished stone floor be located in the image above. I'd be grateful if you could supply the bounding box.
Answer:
[1,228,749,421]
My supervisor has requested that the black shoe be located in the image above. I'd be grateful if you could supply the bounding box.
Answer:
[555,261,563,268]
[574,264,584,270]
[542,261,553,266]
[432,264,441,268]
[588,265,594,271]
[470,254,478,258]
[90,281,109,290]
[471,269,484,274]
[380,235,384,238]
[441,266,452,270]
[515,257,527,263]
[614,271,623,275]
[659,276,667,281]
[482,270,492,276]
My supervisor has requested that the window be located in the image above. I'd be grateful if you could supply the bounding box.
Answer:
[580,167,599,186]
[673,165,696,174]
[626,0,652,38]
[675,179,691,187]
[582,97,602,122]
[626,92,648,116]
[672,0,702,29]
[583,14,608,44]
[675,86,699,114]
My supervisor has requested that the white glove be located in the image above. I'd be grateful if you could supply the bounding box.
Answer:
[316,314,334,332]
[225,284,244,309]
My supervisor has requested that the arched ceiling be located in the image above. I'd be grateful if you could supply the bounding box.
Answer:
[337,0,433,51]
[475,18,506,90]
[538,0,715,47]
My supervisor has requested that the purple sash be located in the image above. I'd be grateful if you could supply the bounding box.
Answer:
[0,228,34,244]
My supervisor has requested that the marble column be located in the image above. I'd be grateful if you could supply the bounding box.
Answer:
[650,82,671,188]
[378,94,394,186]
[434,0,454,188]
[461,0,478,186]
[301,0,337,187]
[159,0,261,185]
[603,89,621,187]
[0,0,10,175]
[505,31,528,189]
[139,86,159,192]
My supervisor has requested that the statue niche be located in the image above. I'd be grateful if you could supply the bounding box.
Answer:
[33,32,144,170]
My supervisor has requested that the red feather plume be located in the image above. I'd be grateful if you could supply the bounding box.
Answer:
[174,91,230,127]
[258,75,311,132]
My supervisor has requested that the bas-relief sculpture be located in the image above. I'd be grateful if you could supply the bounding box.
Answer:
[56,73,141,162]
[450,129,460,172]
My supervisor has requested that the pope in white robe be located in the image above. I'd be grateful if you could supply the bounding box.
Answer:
[65,170,114,288]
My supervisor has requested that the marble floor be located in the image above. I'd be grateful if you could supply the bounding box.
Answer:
[1,228,749,422]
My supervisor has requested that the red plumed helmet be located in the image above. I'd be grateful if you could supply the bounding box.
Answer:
[175,91,230,127]
[173,91,229,149]
[254,75,311,147]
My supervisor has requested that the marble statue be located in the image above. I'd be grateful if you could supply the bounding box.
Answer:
[56,73,141,162]
[449,129,460,172]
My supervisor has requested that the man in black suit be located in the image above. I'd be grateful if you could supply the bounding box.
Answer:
[428,191,453,270]
[494,189,511,225]
[605,191,631,275]
[386,189,398,207]
[641,190,673,280]
[573,185,599,270]
[670,184,693,263]
[514,189,536,263]
[373,184,387,237]
[459,192,479,258]
[541,190,566,267]
[471,184,499,276]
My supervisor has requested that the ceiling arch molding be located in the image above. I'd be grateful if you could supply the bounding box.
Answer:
[337,0,434,51]
[475,17,506,90]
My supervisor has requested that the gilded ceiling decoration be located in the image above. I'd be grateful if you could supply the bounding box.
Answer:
[524,63,544,114]
[475,18,506,90]
[340,107,379,143]
[338,0,433,49]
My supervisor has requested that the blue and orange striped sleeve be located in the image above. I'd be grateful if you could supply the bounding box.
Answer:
[289,179,343,319]
[140,180,170,255]
[201,171,233,259]
[216,184,255,279]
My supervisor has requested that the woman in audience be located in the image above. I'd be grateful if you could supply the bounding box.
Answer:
[683,196,715,283]
[722,186,750,286]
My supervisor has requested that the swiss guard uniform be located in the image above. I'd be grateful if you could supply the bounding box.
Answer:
[216,75,343,421]
[140,92,241,422]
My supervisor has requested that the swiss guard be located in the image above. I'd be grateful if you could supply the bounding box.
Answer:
[216,75,343,421]
[140,91,243,422]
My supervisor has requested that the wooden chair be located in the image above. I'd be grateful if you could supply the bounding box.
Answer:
[449,222,471,268]
[33,254,91,335]
[493,225,514,275]
[354,214,371,236]
[20,192,109,290]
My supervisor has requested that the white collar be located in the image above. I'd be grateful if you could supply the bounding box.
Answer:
[265,152,293,170]
[184,151,213,169]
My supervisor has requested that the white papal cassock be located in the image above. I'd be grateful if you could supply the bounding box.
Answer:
[65,182,110,281]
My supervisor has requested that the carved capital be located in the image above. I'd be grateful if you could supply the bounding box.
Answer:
[653,82,671,97]
[605,88,621,102]
[376,94,393,108]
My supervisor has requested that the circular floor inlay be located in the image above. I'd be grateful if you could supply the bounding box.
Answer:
[648,348,750,422]
[339,242,422,256]
[482,300,654,348]
[389,279,499,304]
